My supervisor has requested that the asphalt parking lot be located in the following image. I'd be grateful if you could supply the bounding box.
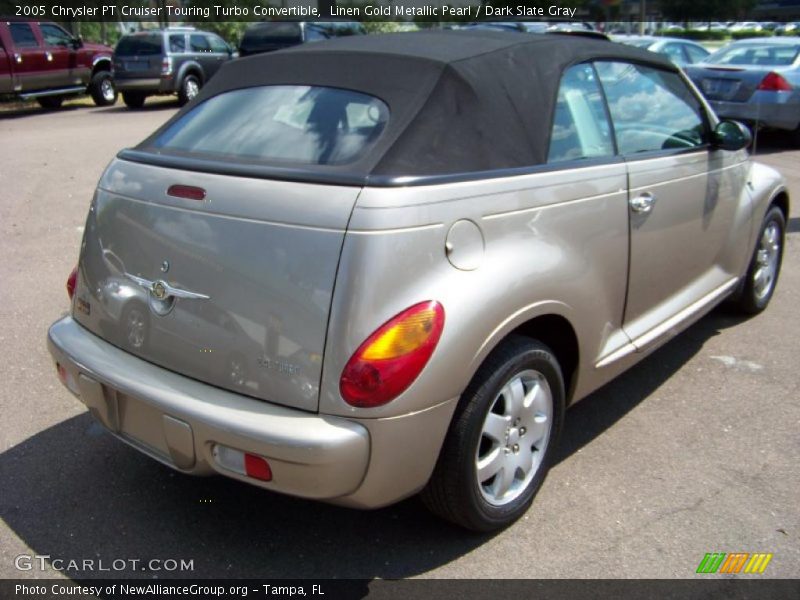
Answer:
[0,102,798,580]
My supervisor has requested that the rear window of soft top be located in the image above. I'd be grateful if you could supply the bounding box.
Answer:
[151,85,389,166]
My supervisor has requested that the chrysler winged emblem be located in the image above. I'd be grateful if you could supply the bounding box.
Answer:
[125,273,210,301]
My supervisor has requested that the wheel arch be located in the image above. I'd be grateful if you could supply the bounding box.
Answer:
[469,308,581,407]
[177,62,204,85]
[91,57,112,76]
[771,189,790,220]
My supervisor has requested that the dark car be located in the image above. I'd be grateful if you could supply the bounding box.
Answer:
[113,27,235,108]
[238,21,365,57]
[0,19,116,108]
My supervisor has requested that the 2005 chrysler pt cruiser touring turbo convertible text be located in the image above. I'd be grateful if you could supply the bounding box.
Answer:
[48,31,788,531]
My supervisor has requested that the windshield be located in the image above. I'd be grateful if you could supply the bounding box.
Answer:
[152,86,389,166]
[705,43,800,66]
[115,34,163,56]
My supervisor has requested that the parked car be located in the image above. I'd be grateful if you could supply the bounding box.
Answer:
[684,37,800,144]
[238,21,366,57]
[113,27,235,108]
[776,22,800,35]
[0,18,116,108]
[49,31,788,531]
[614,35,710,66]
[729,22,764,32]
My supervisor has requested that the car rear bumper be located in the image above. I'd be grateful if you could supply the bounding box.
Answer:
[115,77,174,93]
[708,94,800,131]
[47,316,370,501]
[47,316,457,508]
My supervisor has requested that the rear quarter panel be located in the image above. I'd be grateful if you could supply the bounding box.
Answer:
[320,162,631,419]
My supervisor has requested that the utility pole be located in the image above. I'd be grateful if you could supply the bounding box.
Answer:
[639,0,646,35]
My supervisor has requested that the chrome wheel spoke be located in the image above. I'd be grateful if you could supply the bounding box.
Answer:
[504,377,526,416]
[477,447,504,482]
[483,412,510,443]
[492,463,515,499]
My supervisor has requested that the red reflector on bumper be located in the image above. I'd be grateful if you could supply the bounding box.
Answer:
[244,453,272,481]
[167,185,206,201]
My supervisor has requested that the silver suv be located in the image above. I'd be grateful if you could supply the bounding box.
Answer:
[113,27,234,108]
[49,31,788,531]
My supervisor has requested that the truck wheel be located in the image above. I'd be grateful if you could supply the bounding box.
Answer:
[422,336,565,531]
[37,96,64,109]
[730,205,785,315]
[90,71,117,106]
[177,74,200,106]
[122,92,146,109]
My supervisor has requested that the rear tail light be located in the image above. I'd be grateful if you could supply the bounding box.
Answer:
[161,56,173,76]
[66,266,78,300]
[340,301,445,408]
[757,72,792,92]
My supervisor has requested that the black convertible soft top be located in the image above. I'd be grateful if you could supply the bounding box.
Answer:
[127,30,678,186]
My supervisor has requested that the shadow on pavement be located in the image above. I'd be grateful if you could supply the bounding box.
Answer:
[0,310,746,579]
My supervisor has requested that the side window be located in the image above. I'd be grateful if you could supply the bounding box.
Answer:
[548,63,615,163]
[304,27,329,42]
[190,34,211,53]
[685,44,709,64]
[169,34,186,53]
[595,61,707,155]
[208,35,229,54]
[40,24,72,47]
[9,23,39,48]
[661,43,687,66]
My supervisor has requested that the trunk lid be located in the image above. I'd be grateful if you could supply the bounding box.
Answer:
[686,64,786,102]
[73,158,359,412]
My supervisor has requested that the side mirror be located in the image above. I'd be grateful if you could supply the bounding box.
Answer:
[712,120,752,151]
[71,35,83,50]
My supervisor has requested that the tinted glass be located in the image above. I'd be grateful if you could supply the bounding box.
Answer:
[208,35,228,53]
[685,44,710,63]
[548,64,615,163]
[661,43,687,65]
[153,86,389,166]
[40,24,72,47]
[596,62,706,154]
[169,34,186,53]
[10,24,38,48]
[116,35,163,56]
[706,43,800,66]
[190,34,211,53]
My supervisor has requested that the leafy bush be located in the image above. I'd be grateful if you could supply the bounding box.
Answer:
[657,29,730,41]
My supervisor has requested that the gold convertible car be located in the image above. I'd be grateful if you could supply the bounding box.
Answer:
[49,31,788,530]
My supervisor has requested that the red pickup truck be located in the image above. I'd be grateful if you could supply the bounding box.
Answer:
[0,19,116,108]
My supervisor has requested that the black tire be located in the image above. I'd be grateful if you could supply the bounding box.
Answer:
[731,205,785,315]
[37,96,64,109]
[177,74,201,106]
[790,124,800,149]
[122,91,146,109]
[89,70,117,106]
[422,335,565,531]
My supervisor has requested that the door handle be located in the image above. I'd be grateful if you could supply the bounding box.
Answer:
[630,192,656,214]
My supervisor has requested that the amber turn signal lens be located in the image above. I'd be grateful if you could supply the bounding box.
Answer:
[340,301,445,408]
